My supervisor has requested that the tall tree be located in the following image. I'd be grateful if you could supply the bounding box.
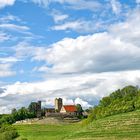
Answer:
[76,104,83,116]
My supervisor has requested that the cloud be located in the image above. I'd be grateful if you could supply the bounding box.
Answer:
[0,57,21,63]
[14,42,45,60]
[109,8,140,46]
[74,98,92,108]
[0,14,38,44]
[31,0,102,11]
[136,0,140,4]
[0,32,11,42]
[51,10,69,23]
[0,14,21,23]
[31,0,50,7]
[0,15,31,42]
[59,0,102,11]
[51,19,105,33]
[0,23,29,32]
[11,9,140,77]
[32,8,140,75]
[110,0,122,15]
[52,20,83,31]
[0,88,5,94]
[0,0,15,9]
[1,70,140,113]
[0,63,15,77]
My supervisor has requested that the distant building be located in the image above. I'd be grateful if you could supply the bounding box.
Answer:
[60,105,77,115]
[45,108,55,113]
[45,98,78,117]
[37,101,42,118]
[55,98,63,112]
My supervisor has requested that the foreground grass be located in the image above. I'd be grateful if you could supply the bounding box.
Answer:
[15,110,140,140]
[15,123,80,140]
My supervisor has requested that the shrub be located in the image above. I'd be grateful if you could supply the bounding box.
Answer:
[0,125,19,140]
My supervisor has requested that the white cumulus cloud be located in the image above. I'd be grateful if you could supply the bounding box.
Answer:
[0,0,15,9]
[110,0,122,14]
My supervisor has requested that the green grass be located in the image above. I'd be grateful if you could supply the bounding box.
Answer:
[15,110,140,140]
[15,123,80,140]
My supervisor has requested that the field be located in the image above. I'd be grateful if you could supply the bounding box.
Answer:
[15,110,140,140]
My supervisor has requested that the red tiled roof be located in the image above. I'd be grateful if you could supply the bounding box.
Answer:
[63,105,77,112]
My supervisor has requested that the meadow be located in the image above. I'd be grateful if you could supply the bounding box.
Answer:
[15,110,140,140]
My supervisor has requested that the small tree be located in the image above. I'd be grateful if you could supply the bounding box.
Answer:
[11,108,17,114]
[76,104,83,118]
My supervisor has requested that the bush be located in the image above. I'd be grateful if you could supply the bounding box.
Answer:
[0,125,19,140]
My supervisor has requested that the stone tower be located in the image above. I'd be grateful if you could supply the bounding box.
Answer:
[55,98,63,112]
[36,101,41,118]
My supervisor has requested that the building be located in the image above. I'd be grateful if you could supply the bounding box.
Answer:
[36,101,42,118]
[60,105,77,115]
[45,98,78,117]
[55,98,63,112]
[45,108,55,113]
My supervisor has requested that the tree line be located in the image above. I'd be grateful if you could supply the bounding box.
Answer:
[0,103,84,126]
[87,85,140,123]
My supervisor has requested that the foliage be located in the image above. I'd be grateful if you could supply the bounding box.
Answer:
[0,115,15,126]
[0,125,19,140]
[87,85,140,122]
[28,102,38,117]
[0,108,35,126]
[76,104,84,118]
[12,107,35,121]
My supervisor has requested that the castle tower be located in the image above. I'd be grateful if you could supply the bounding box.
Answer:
[37,101,41,118]
[55,98,63,112]
[38,101,41,109]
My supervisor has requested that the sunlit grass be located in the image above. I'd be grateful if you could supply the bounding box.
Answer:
[15,110,140,140]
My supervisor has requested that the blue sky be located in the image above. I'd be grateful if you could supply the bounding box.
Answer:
[0,0,140,113]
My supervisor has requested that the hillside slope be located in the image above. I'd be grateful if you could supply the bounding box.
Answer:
[15,110,140,140]
[67,110,140,140]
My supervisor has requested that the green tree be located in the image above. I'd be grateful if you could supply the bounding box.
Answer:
[28,102,37,117]
[99,96,111,107]
[76,104,83,116]
[86,85,140,123]
[18,107,29,120]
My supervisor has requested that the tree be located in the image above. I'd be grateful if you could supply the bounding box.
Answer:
[18,107,29,120]
[99,96,111,107]
[28,102,37,117]
[76,104,83,116]
[11,108,17,114]
[86,85,140,123]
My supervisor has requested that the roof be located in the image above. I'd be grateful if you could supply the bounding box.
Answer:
[63,105,77,112]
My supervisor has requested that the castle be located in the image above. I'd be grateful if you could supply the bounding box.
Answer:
[45,98,77,117]
[31,98,78,118]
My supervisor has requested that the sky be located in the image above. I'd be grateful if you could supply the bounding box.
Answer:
[0,0,140,114]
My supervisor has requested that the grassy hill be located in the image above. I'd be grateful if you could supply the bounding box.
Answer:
[15,109,140,140]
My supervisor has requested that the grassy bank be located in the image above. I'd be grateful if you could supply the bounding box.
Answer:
[15,110,140,140]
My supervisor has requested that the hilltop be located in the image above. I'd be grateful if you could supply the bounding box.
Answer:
[87,85,140,122]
